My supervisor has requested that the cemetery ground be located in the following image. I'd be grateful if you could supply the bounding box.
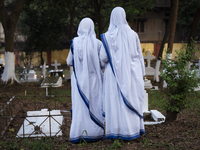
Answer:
[0,65,200,149]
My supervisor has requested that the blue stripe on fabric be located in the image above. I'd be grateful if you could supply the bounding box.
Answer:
[100,34,143,119]
[105,130,145,140]
[70,135,104,143]
[70,39,104,129]
[102,111,105,117]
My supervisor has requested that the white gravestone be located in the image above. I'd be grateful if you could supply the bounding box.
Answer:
[41,77,63,88]
[28,70,37,82]
[154,60,161,82]
[17,109,63,138]
[143,51,156,76]
[51,60,61,70]
[144,78,153,89]
[143,90,149,113]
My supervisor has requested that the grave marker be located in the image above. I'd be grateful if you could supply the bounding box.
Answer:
[27,70,37,82]
[51,60,61,70]
[143,51,156,76]
[154,60,161,82]
[143,51,155,68]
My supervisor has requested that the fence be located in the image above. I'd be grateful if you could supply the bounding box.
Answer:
[0,95,71,138]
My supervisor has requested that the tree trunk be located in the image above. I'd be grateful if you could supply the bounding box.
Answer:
[158,0,176,60]
[166,97,178,122]
[94,0,102,39]
[0,0,26,84]
[166,109,178,122]
[157,21,169,60]
[1,51,19,85]
[167,0,179,53]
[69,0,77,40]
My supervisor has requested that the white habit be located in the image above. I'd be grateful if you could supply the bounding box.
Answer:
[100,7,145,140]
[67,18,104,143]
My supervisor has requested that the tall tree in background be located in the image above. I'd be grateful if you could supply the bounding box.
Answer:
[167,0,179,53]
[19,0,69,65]
[158,0,179,59]
[0,0,25,85]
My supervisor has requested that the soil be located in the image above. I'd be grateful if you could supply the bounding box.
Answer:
[0,78,200,150]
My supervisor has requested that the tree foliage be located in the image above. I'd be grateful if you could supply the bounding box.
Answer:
[19,0,69,53]
[177,0,200,29]
[19,0,154,52]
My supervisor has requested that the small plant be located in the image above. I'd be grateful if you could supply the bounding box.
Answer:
[112,139,122,149]
[161,41,199,122]
[78,130,88,146]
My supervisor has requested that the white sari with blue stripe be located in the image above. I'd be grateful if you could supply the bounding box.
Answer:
[67,18,104,143]
[100,7,145,140]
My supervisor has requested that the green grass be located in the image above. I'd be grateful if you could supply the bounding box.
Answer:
[147,90,168,114]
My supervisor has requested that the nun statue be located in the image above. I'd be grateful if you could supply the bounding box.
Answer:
[100,7,145,140]
[67,18,104,143]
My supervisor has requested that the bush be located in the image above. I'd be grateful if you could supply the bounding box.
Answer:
[161,41,199,121]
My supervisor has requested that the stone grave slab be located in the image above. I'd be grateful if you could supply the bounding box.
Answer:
[49,69,64,79]
[144,110,165,125]
[144,78,153,89]
[150,110,165,122]
[41,76,62,88]
[17,109,63,138]
[27,70,37,82]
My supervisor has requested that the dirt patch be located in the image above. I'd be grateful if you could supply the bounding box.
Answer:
[0,79,200,150]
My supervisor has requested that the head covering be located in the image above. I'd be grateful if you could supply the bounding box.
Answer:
[101,7,145,117]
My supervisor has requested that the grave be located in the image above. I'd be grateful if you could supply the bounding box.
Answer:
[50,60,64,79]
[143,51,156,76]
[144,78,153,89]
[17,109,63,138]
[41,76,63,88]
[142,90,165,125]
[20,66,28,82]
[27,70,37,82]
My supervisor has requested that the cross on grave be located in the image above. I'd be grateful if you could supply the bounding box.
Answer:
[51,60,61,70]
[143,51,156,68]
[42,62,47,79]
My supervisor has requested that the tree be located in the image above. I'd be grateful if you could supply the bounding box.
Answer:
[0,0,26,85]
[19,0,69,65]
[158,0,179,59]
